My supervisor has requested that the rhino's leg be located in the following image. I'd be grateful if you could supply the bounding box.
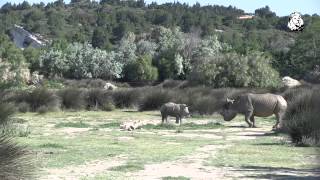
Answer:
[161,115,165,124]
[250,116,256,128]
[273,113,283,130]
[175,116,180,124]
[245,112,253,128]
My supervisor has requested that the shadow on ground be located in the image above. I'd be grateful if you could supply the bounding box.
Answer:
[233,166,320,180]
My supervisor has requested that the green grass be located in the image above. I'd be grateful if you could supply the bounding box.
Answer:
[39,143,64,149]
[162,176,190,180]
[98,122,121,128]
[12,110,320,179]
[109,162,144,172]
[141,122,224,130]
[55,121,91,128]
[207,136,319,169]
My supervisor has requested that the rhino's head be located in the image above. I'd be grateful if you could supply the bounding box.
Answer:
[180,104,190,117]
[219,98,237,121]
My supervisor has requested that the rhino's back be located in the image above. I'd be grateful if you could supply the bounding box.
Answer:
[248,93,282,117]
[160,102,180,116]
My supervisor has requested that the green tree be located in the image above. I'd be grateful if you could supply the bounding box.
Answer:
[124,55,158,81]
[288,19,320,78]
[23,47,41,72]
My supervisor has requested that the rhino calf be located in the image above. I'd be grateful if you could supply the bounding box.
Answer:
[220,93,287,129]
[160,102,190,125]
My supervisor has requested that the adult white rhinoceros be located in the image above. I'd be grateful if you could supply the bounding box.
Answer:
[220,93,287,129]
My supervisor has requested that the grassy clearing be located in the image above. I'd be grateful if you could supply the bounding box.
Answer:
[16,110,217,171]
[207,135,319,169]
[11,110,320,179]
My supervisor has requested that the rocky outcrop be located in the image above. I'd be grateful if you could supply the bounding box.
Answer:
[10,25,48,49]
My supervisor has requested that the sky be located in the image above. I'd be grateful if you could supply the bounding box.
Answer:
[0,0,319,16]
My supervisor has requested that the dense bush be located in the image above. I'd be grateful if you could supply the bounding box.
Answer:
[159,79,188,89]
[86,88,114,111]
[112,88,143,108]
[189,52,280,88]
[139,88,174,111]
[15,88,60,112]
[39,43,123,80]
[283,87,320,146]
[58,88,86,110]
[123,55,158,81]
[64,79,107,88]
[0,103,15,125]
[137,86,251,114]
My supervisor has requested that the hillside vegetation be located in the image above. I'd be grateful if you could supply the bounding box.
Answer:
[0,0,319,87]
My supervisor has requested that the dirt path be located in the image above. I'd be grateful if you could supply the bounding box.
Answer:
[38,115,319,180]
[127,126,320,180]
[127,144,229,180]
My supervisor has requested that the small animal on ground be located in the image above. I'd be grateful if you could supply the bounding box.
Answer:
[160,102,190,125]
[219,93,287,130]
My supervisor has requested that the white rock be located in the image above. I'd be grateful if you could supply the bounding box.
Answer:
[104,82,117,90]
[282,76,301,88]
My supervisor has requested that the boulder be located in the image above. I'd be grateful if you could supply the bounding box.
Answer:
[282,76,301,88]
[104,82,117,90]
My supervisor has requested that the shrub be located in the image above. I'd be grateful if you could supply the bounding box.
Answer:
[191,95,218,115]
[86,88,114,111]
[283,87,320,146]
[123,55,158,81]
[37,106,49,114]
[139,88,174,111]
[160,79,187,89]
[112,88,143,108]
[188,52,280,88]
[63,79,107,88]
[101,102,115,111]
[58,88,86,110]
[17,102,30,113]
[23,88,60,112]
[281,85,312,102]
[0,103,15,125]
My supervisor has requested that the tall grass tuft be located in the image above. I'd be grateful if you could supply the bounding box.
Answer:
[0,101,34,179]
[283,87,320,146]
[0,136,34,179]
[0,103,16,125]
